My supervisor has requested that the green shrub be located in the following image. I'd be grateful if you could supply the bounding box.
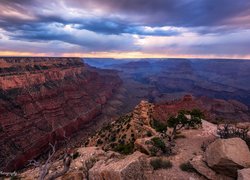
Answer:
[151,137,166,153]
[114,143,134,155]
[190,109,205,119]
[150,158,172,170]
[149,146,158,156]
[146,131,152,137]
[150,119,167,133]
[179,162,195,172]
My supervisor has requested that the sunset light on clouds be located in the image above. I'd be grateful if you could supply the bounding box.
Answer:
[0,0,250,59]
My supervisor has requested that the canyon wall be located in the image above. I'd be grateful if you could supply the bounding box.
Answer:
[153,95,250,123]
[0,57,121,171]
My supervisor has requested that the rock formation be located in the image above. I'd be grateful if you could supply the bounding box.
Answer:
[154,95,250,123]
[205,138,250,177]
[89,151,147,180]
[86,100,158,153]
[0,57,121,171]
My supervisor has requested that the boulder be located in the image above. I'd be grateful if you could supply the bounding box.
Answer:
[190,155,218,180]
[89,151,147,180]
[205,138,250,177]
[238,168,250,180]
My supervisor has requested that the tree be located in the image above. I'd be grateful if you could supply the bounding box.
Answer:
[28,134,73,180]
[167,109,203,141]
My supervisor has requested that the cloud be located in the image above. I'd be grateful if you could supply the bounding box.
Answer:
[2,22,136,52]
[65,0,250,27]
[0,0,250,57]
[75,19,181,36]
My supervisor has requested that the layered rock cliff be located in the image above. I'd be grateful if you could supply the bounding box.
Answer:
[154,95,250,123]
[0,57,121,171]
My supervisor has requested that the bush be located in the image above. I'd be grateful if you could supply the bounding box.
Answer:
[217,124,250,148]
[179,162,195,172]
[114,143,134,155]
[151,137,166,153]
[146,131,152,137]
[150,158,172,170]
[190,109,205,119]
[149,146,158,156]
[72,152,80,159]
[150,119,167,133]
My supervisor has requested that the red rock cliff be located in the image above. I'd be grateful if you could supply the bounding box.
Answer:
[153,95,250,123]
[0,57,121,171]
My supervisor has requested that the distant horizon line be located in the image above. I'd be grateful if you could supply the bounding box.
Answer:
[1,51,250,60]
[0,56,249,61]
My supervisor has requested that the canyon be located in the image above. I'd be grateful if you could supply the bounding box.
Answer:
[1,57,250,177]
[86,58,250,107]
[0,57,122,171]
[19,97,250,180]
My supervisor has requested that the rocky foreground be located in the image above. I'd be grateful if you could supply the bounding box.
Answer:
[19,98,250,180]
[0,57,122,171]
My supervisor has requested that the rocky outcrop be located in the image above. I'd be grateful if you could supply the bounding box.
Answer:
[238,168,250,180]
[190,155,220,180]
[205,138,250,177]
[20,147,149,180]
[86,100,160,154]
[134,137,154,155]
[0,57,121,171]
[153,95,250,123]
[89,151,147,180]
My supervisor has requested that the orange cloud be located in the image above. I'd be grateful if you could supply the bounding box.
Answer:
[1,50,250,60]
[62,51,250,60]
[0,51,51,57]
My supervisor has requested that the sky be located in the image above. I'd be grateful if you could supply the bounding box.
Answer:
[0,0,250,59]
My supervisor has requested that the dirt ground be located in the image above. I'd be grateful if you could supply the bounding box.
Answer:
[146,121,217,180]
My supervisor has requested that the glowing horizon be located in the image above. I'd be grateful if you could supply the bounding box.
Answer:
[1,50,250,60]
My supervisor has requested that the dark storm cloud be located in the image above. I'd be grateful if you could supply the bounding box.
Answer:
[0,0,250,56]
[76,19,180,36]
[6,23,136,51]
[1,0,250,33]
[66,0,250,27]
